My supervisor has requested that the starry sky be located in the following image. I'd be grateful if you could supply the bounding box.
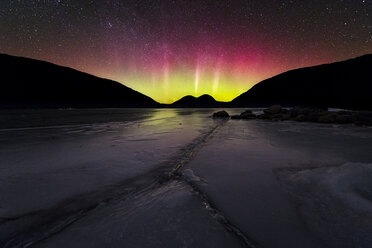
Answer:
[1,0,371,103]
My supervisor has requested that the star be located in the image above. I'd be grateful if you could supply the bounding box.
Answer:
[0,0,371,103]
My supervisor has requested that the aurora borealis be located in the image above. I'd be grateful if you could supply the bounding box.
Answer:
[1,0,371,103]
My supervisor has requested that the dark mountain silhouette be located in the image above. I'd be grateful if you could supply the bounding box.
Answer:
[231,54,372,110]
[0,54,159,108]
[171,94,226,108]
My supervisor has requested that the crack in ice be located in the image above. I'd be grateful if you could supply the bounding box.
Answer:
[1,119,256,248]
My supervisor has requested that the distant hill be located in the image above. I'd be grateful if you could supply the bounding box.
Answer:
[231,54,372,110]
[0,54,159,108]
[171,94,226,108]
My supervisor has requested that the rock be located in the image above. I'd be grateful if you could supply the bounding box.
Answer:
[280,109,290,114]
[257,114,270,119]
[290,107,308,117]
[241,110,252,114]
[213,110,230,118]
[231,110,256,120]
[352,112,372,126]
[295,114,306,122]
[251,106,371,126]
[281,114,292,120]
[290,106,325,117]
[270,114,285,121]
[318,113,336,123]
[335,114,353,124]
[240,110,256,119]
[338,111,353,115]
[271,118,279,122]
[264,105,282,115]
[306,112,320,122]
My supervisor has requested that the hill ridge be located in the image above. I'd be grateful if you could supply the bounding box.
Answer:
[0,53,159,108]
[232,54,372,110]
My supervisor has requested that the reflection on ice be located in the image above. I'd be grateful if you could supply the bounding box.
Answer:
[0,109,219,217]
[1,109,372,247]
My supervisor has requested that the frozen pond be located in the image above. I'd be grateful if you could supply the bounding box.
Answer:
[1,109,372,247]
[186,119,372,248]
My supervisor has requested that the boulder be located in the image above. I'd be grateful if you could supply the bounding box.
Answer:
[290,107,308,117]
[241,110,252,114]
[270,114,291,121]
[257,114,270,119]
[335,114,353,124]
[318,113,336,123]
[281,114,292,120]
[295,114,306,122]
[240,110,256,119]
[352,112,372,126]
[213,111,230,118]
[264,105,282,115]
[280,109,290,114]
[307,112,320,122]
[290,106,325,117]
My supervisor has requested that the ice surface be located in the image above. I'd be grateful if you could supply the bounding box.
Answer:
[0,109,218,217]
[1,109,372,247]
[184,120,372,248]
[37,180,241,248]
[279,162,372,248]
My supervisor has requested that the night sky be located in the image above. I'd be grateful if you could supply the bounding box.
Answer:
[1,0,371,103]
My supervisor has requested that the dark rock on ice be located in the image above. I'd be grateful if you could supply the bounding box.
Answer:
[264,105,282,115]
[318,113,337,123]
[213,111,230,118]
[295,114,306,122]
[240,110,257,119]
